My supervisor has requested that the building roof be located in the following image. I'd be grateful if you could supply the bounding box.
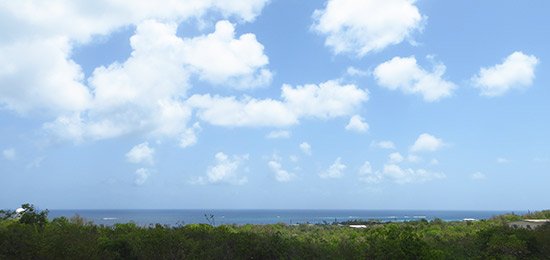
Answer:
[349,225,367,228]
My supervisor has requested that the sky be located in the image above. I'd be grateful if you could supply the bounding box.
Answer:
[1,0,549,210]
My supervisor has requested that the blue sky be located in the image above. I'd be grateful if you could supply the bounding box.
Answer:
[1,0,549,210]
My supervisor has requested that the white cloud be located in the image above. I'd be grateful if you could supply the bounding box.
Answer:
[268,157,294,182]
[43,113,133,142]
[320,157,346,179]
[182,20,272,89]
[152,100,193,138]
[388,152,404,163]
[471,172,486,180]
[2,148,16,160]
[346,66,368,77]
[407,154,422,163]
[496,157,509,164]
[472,52,539,96]
[358,161,383,184]
[429,158,439,165]
[90,20,190,109]
[44,77,366,142]
[282,80,369,119]
[207,0,271,22]
[0,38,92,115]
[1,2,273,149]
[372,140,396,150]
[184,76,366,130]
[0,0,269,115]
[126,142,155,165]
[199,152,248,185]
[0,1,269,43]
[345,115,369,133]
[266,130,291,139]
[410,133,444,152]
[312,0,425,56]
[188,94,297,127]
[383,164,445,184]
[43,18,274,143]
[299,142,312,155]
[56,20,197,143]
[179,123,201,148]
[134,168,151,186]
[358,161,372,176]
[374,56,456,102]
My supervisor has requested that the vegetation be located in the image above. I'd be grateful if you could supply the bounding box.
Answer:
[1,205,549,259]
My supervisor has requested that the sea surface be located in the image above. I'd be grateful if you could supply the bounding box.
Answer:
[47,209,520,226]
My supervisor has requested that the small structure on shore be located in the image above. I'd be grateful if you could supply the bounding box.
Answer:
[12,208,26,219]
[508,219,550,229]
[349,225,367,229]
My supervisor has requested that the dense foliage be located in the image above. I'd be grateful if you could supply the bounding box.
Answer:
[0,205,549,259]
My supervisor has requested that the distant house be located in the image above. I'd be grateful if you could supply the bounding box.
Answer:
[507,219,550,229]
[12,208,26,219]
[349,225,367,229]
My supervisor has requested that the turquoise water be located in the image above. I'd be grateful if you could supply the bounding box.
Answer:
[47,209,518,226]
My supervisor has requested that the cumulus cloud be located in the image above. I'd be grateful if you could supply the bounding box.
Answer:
[126,142,155,165]
[372,140,396,150]
[195,152,248,185]
[388,152,404,163]
[282,81,369,119]
[268,157,294,182]
[0,0,269,43]
[299,142,312,155]
[471,172,486,180]
[64,20,197,143]
[410,133,444,152]
[382,164,445,184]
[374,56,456,102]
[89,20,191,110]
[181,20,272,89]
[82,20,269,139]
[2,148,16,160]
[134,168,151,186]
[188,95,297,127]
[179,123,202,148]
[320,157,346,179]
[42,18,275,144]
[188,80,368,128]
[408,154,422,163]
[0,38,92,114]
[358,161,383,184]
[472,52,539,96]
[345,115,369,133]
[1,1,273,148]
[312,0,425,56]
[0,0,269,115]
[266,130,291,139]
[346,66,368,77]
[496,157,509,164]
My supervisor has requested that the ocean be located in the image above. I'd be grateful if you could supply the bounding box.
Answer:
[47,209,519,226]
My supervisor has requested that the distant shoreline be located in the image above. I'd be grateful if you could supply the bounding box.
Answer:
[47,209,523,226]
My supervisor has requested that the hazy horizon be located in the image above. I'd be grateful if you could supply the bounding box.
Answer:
[1,0,549,211]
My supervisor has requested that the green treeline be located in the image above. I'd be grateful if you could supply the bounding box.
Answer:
[1,205,549,259]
